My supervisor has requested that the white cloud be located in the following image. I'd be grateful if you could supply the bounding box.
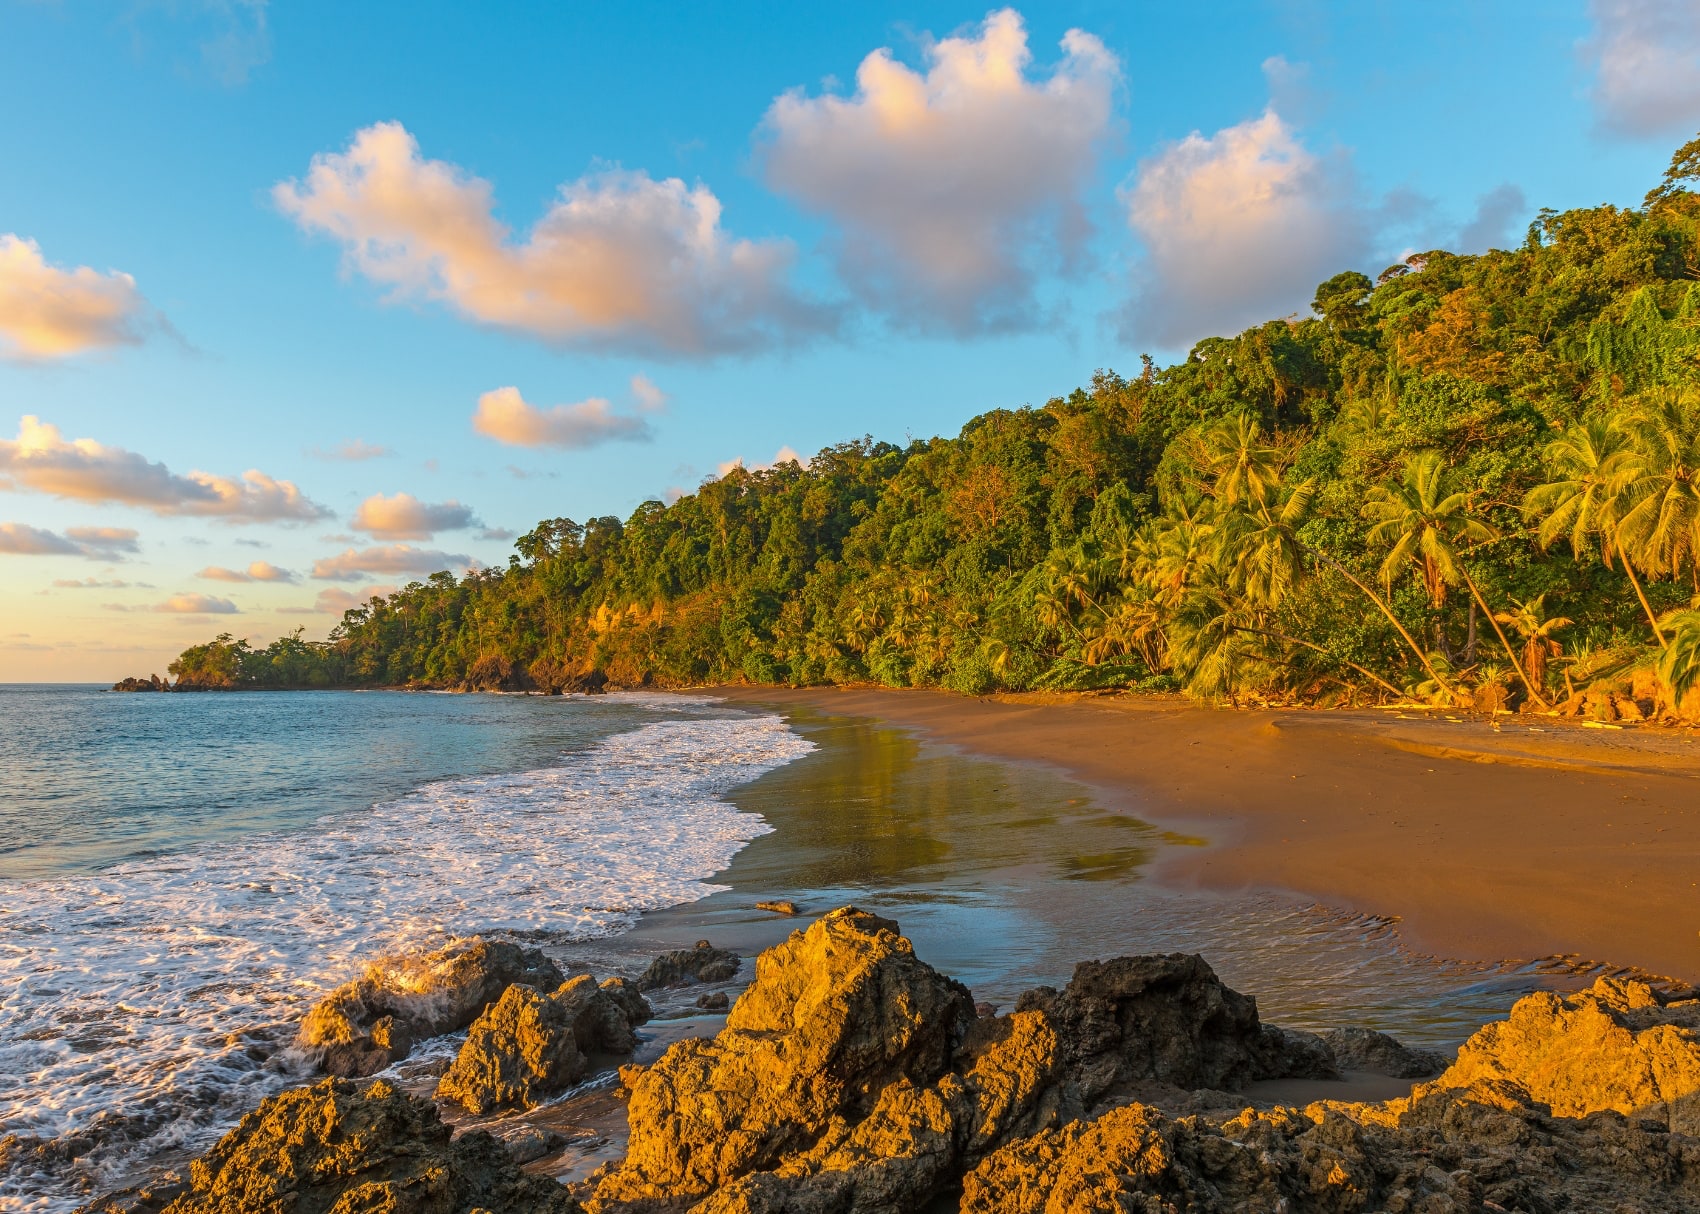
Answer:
[277,585,395,615]
[472,386,651,449]
[0,521,140,559]
[630,373,668,412]
[0,235,154,361]
[311,544,470,581]
[0,416,328,522]
[52,577,144,589]
[106,593,239,614]
[308,439,390,461]
[717,446,809,478]
[352,492,478,540]
[275,121,832,356]
[1120,109,1372,350]
[760,8,1117,333]
[1455,184,1529,254]
[198,561,296,583]
[1584,0,1700,137]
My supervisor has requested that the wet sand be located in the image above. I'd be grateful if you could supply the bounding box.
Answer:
[707,687,1700,983]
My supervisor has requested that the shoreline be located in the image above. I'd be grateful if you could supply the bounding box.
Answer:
[704,685,1700,983]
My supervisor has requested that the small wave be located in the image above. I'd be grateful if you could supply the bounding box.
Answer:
[0,704,811,1211]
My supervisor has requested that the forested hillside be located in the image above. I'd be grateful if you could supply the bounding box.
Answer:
[167,137,1700,715]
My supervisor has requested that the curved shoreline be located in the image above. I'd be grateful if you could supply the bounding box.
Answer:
[703,686,1700,983]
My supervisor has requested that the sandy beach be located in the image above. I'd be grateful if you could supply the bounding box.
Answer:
[709,687,1700,983]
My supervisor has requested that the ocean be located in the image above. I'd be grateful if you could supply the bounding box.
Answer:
[1,686,1585,1211]
[0,686,811,1212]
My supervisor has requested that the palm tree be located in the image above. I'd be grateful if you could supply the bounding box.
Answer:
[1655,608,1700,709]
[1363,451,1497,609]
[1523,418,1665,646]
[1195,412,1287,507]
[1363,451,1549,705]
[1492,595,1573,695]
[1220,477,1317,608]
[1612,390,1700,596]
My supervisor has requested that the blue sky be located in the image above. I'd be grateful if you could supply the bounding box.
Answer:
[2,0,1698,679]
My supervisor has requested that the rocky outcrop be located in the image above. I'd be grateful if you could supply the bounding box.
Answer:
[1324,1026,1447,1078]
[1424,975,1700,1132]
[137,1077,579,1213]
[590,908,977,1208]
[297,937,565,1077]
[111,675,169,692]
[437,975,652,1114]
[961,1091,1700,1213]
[1014,953,1338,1103]
[635,940,741,991]
[586,912,1336,1213]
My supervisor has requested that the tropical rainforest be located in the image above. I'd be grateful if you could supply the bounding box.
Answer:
[165,136,1700,718]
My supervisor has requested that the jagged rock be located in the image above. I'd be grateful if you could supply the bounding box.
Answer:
[635,940,741,991]
[1324,1026,1447,1078]
[587,915,1345,1214]
[755,900,800,915]
[1426,976,1700,1132]
[694,991,730,1011]
[600,976,653,1029]
[590,908,976,1207]
[438,975,651,1114]
[962,1090,1700,1213]
[298,937,565,1077]
[132,1077,578,1213]
[1013,953,1336,1104]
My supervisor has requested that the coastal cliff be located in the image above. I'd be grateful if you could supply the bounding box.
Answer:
[80,908,1700,1213]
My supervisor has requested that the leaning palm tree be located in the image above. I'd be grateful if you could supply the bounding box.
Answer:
[1364,451,1547,706]
[1363,451,1496,608]
[1523,417,1665,646]
[1492,594,1573,695]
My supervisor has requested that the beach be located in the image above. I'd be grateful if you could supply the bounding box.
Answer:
[711,687,1700,983]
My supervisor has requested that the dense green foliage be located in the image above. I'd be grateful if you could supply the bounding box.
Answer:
[169,138,1700,712]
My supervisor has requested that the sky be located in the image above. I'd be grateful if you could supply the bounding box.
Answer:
[3,0,1699,681]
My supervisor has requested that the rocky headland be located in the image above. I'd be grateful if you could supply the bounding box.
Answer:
[79,908,1700,1213]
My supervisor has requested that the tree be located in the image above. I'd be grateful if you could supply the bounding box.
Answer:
[1611,390,1700,595]
[1643,131,1700,209]
[1491,595,1572,695]
[1363,451,1496,610]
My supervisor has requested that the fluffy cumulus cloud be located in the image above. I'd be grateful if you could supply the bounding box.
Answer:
[472,386,651,449]
[0,521,140,559]
[0,236,154,361]
[106,593,239,614]
[1584,0,1700,137]
[197,561,296,582]
[0,416,327,522]
[760,8,1117,333]
[311,544,470,582]
[630,374,668,412]
[1120,109,1373,350]
[352,492,478,540]
[275,122,832,357]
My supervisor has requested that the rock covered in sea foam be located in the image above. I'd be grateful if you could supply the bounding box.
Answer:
[437,975,652,1114]
[297,936,565,1077]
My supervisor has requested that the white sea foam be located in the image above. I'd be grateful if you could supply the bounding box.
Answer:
[0,700,811,1211]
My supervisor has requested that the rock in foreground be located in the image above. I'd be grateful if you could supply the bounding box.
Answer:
[137,1077,578,1214]
[589,909,1334,1212]
[297,937,565,1077]
[634,941,741,991]
[437,975,652,1114]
